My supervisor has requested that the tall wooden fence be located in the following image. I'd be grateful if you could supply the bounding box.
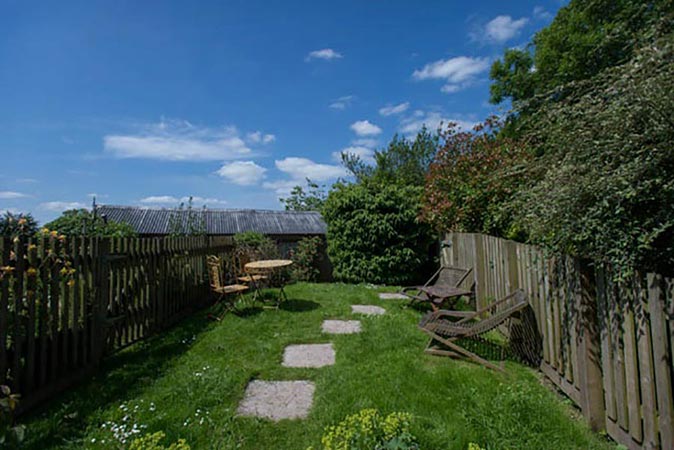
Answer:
[0,235,233,413]
[442,233,674,450]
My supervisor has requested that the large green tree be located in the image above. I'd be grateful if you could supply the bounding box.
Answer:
[489,0,673,106]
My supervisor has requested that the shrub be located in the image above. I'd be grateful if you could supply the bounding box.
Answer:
[0,385,25,447]
[233,231,279,260]
[45,209,136,237]
[128,431,190,450]
[290,236,323,282]
[420,118,529,240]
[322,183,433,285]
[0,212,38,238]
[308,409,418,450]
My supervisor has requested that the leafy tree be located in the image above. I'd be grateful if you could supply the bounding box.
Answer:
[421,118,529,239]
[0,212,38,238]
[322,182,433,285]
[508,37,674,274]
[45,209,136,237]
[342,126,439,187]
[490,0,673,106]
[289,236,323,282]
[280,179,327,212]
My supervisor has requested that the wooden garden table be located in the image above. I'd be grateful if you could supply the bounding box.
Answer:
[244,259,293,305]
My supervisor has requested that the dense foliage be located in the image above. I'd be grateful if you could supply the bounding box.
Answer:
[45,209,136,237]
[0,212,38,238]
[508,39,674,274]
[233,231,279,261]
[281,179,327,212]
[490,0,673,106]
[323,183,432,285]
[290,236,323,282]
[421,118,529,239]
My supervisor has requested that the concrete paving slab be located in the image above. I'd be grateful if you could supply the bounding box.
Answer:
[321,320,361,334]
[237,380,315,421]
[351,305,386,315]
[282,343,335,368]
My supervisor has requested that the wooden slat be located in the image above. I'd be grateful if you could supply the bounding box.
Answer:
[648,273,674,450]
[24,240,38,392]
[12,237,26,393]
[622,282,643,443]
[635,273,657,449]
[597,268,617,421]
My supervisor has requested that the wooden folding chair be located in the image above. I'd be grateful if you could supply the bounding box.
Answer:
[401,265,474,309]
[206,255,248,320]
[418,289,529,372]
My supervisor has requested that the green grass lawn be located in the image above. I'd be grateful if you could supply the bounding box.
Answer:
[21,283,615,450]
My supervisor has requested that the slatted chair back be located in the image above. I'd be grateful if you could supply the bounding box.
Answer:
[432,266,473,289]
[206,255,224,291]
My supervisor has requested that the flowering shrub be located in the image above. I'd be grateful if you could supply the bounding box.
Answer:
[128,431,190,450]
[308,409,418,450]
[420,118,529,239]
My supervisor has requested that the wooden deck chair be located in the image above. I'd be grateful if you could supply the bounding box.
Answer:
[401,266,474,306]
[418,289,529,372]
[206,255,248,320]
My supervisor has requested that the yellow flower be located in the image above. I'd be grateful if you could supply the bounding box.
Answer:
[67,279,76,288]
[26,268,37,277]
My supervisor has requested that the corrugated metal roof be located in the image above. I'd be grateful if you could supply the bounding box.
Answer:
[96,205,326,236]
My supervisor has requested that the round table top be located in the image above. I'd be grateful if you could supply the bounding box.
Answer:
[244,259,294,270]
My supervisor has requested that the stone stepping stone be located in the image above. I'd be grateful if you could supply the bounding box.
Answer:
[378,292,407,300]
[237,380,315,421]
[321,320,361,334]
[282,343,335,368]
[351,305,386,316]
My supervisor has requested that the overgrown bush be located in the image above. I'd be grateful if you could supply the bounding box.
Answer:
[0,212,38,238]
[421,118,529,240]
[308,409,418,450]
[322,183,433,285]
[508,36,674,274]
[233,231,279,260]
[290,236,323,282]
[45,209,136,237]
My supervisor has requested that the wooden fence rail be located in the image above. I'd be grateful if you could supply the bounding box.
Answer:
[0,235,233,413]
[443,233,674,450]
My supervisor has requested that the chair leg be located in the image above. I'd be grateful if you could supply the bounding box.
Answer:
[422,330,505,372]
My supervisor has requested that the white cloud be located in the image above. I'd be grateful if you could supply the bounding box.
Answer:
[483,15,529,43]
[275,157,347,181]
[332,146,376,164]
[139,196,227,207]
[329,95,354,110]
[399,111,477,136]
[216,161,267,186]
[350,120,382,136]
[246,131,275,144]
[379,102,410,116]
[412,56,490,93]
[39,201,87,212]
[305,48,343,61]
[103,118,254,161]
[352,138,378,148]
[261,179,300,196]
[0,191,29,199]
[533,6,552,21]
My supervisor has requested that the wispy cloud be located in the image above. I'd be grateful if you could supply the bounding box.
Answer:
[329,95,354,110]
[139,196,228,207]
[350,120,382,136]
[263,157,347,196]
[216,161,267,186]
[332,146,376,164]
[0,191,30,199]
[533,6,552,21]
[246,131,275,144]
[39,201,87,212]
[305,48,343,61]
[103,118,255,161]
[379,102,410,116]
[412,56,490,93]
[478,15,529,43]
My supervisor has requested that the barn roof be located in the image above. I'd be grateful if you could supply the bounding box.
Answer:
[96,205,327,236]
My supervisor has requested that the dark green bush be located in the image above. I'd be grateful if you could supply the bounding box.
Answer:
[322,183,433,285]
[290,236,323,282]
[45,209,136,237]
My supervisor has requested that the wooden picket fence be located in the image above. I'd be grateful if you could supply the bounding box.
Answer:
[0,235,234,413]
[442,233,674,450]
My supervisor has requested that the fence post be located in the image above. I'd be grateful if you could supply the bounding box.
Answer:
[576,259,606,431]
[92,238,110,364]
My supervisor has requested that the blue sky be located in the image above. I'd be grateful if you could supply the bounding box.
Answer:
[1,0,560,224]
